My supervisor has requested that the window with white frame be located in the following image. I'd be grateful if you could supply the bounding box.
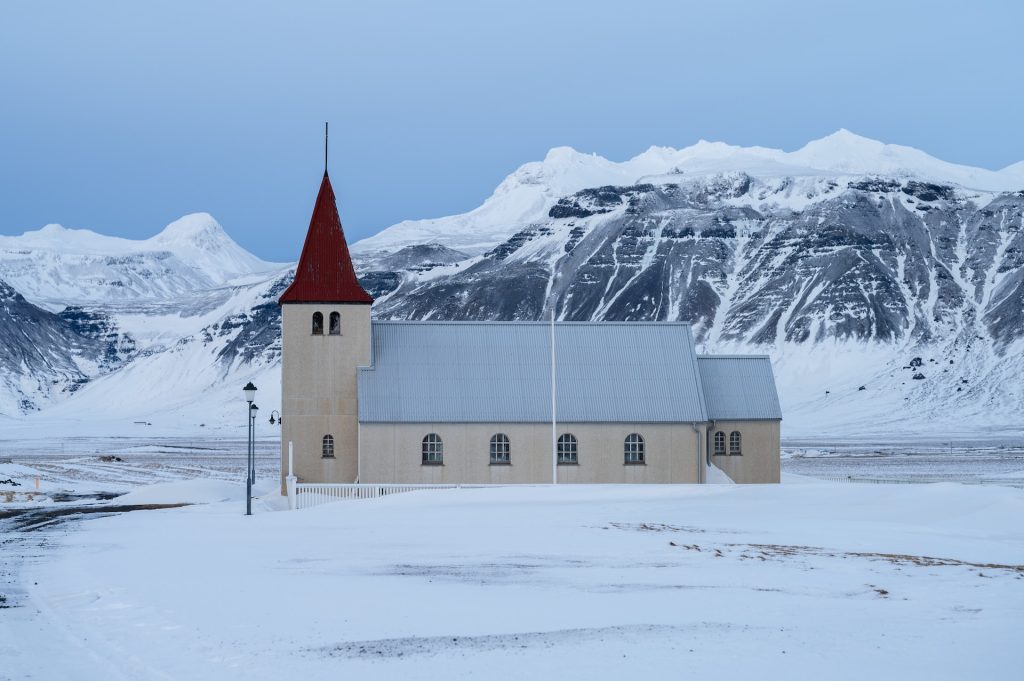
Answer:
[714,431,726,456]
[490,433,510,464]
[328,311,341,335]
[422,433,443,465]
[557,433,578,464]
[624,433,645,464]
[729,431,742,455]
[322,434,334,458]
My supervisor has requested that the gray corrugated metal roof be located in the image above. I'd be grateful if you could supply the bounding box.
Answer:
[697,355,782,421]
[358,321,709,423]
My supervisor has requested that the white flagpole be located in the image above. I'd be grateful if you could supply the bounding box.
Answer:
[551,307,557,484]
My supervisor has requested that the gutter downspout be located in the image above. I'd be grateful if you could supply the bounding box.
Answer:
[706,420,715,469]
[690,423,704,484]
[704,420,716,484]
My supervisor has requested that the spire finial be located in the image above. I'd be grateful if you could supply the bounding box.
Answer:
[324,121,329,176]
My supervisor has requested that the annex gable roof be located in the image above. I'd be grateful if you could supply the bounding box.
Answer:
[697,355,783,421]
[358,321,710,423]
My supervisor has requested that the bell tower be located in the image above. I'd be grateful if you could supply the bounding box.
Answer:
[278,144,373,488]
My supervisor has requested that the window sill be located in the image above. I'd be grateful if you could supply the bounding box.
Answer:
[421,462,444,466]
[489,462,512,466]
[322,456,335,460]
[557,462,579,466]
[624,462,646,466]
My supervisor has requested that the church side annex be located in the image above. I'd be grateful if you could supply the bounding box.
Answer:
[279,161,781,487]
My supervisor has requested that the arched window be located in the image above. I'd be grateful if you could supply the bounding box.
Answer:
[422,433,443,465]
[624,433,645,464]
[329,311,341,335]
[312,311,324,335]
[490,433,510,464]
[557,433,578,464]
[322,434,334,458]
[714,431,726,456]
[729,431,742,456]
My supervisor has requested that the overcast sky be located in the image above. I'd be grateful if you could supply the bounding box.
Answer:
[1,0,1021,260]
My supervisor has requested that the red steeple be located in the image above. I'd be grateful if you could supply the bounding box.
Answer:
[279,172,373,305]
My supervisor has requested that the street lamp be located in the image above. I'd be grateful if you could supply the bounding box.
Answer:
[269,410,282,425]
[243,382,258,516]
[249,403,259,485]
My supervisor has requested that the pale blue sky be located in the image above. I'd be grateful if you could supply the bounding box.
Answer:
[1,0,1021,260]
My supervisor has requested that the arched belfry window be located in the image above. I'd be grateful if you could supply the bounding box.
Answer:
[422,433,443,465]
[557,434,578,464]
[312,311,324,335]
[714,431,726,456]
[490,433,510,464]
[322,434,334,458]
[329,311,341,335]
[624,433,645,464]
[729,431,742,456]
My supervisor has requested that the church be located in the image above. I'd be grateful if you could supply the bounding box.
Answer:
[278,167,782,487]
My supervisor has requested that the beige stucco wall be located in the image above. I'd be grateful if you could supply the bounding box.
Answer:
[358,422,706,484]
[708,420,781,484]
[280,303,371,488]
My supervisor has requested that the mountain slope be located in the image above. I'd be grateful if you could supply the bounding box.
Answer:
[0,279,135,414]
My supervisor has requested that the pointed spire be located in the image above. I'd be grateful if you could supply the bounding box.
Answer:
[279,170,373,305]
[324,121,329,176]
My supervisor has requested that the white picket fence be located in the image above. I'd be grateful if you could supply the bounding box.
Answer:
[291,483,505,510]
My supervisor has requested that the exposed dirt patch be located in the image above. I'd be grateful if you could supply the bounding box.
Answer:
[666,539,1024,575]
[317,623,744,661]
[1,503,188,532]
[606,522,708,534]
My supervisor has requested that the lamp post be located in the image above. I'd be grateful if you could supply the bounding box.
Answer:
[243,382,258,516]
[249,403,259,486]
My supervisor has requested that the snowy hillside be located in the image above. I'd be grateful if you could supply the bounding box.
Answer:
[1,130,1022,439]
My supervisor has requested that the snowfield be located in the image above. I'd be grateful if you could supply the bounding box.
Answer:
[3,474,1022,680]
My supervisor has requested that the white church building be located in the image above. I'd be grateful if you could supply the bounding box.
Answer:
[278,168,782,487]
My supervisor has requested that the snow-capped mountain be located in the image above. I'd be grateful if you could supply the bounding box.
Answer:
[352,130,1024,256]
[0,214,290,430]
[0,213,282,309]
[364,173,1024,435]
[1,130,1022,439]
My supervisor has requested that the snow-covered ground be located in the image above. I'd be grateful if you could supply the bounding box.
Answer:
[2,451,1023,680]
